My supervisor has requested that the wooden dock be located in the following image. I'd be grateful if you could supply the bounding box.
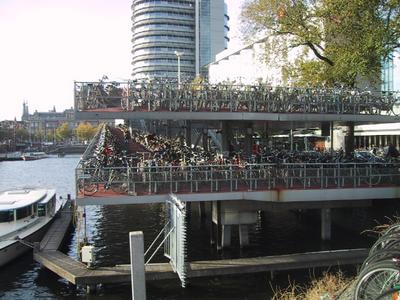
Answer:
[38,200,73,251]
[35,247,368,286]
[34,200,368,288]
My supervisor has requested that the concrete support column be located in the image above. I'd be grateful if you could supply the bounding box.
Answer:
[221,121,234,152]
[185,121,192,147]
[321,208,331,241]
[345,122,355,156]
[239,224,249,247]
[222,225,231,248]
[244,126,253,156]
[289,128,294,151]
[86,284,97,294]
[198,201,205,220]
[329,121,334,153]
[216,201,222,250]
[129,231,146,300]
[202,129,209,152]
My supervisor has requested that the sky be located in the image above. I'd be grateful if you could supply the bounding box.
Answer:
[0,0,244,121]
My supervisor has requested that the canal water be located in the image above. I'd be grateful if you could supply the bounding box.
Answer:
[0,156,397,299]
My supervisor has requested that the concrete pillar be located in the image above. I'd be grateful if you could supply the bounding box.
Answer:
[221,121,234,152]
[199,201,205,220]
[86,284,97,294]
[210,202,216,245]
[239,224,249,247]
[289,128,294,151]
[330,122,334,153]
[222,225,231,248]
[185,121,192,147]
[345,122,355,156]
[202,129,209,151]
[129,231,146,300]
[244,127,253,156]
[321,208,331,241]
[216,201,222,250]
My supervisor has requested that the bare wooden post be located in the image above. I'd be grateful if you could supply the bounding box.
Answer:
[130,231,146,300]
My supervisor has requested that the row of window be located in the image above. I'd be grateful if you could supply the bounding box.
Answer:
[134,36,194,45]
[0,203,45,222]
[133,47,194,56]
[133,58,195,64]
[134,11,194,19]
[134,23,195,33]
[133,0,194,6]
[134,70,195,78]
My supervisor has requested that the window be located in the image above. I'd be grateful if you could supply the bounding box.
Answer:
[381,55,394,91]
[0,210,14,222]
[16,205,31,220]
[38,204,46,217]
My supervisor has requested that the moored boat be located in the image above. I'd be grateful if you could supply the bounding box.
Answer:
[0,188,64,267]
[0,152,23,161]
[21,152,48,161]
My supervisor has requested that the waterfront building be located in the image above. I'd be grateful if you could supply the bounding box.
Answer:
[131,0,229,80]
[21,102,113,143]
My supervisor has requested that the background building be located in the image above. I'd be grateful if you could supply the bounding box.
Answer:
[21,102,112,143]
[131,0,229,80]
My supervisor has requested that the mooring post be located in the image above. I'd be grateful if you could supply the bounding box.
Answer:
[129,231,146,300]
[321,208,331,241]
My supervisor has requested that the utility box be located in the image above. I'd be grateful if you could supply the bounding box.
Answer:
[81,245,95,264]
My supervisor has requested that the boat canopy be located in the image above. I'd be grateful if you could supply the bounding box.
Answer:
[0,189,56,211]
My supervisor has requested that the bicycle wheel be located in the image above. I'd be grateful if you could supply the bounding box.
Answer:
[78,179,98,196]
[354,261,400,299]
[110,173,128,194]
[361,248,400,271]
[369,233,400,255]
[383,224,400,237]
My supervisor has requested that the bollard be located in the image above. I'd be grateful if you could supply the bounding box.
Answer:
[130,231,146,300]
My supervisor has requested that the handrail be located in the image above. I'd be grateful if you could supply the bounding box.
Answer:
[75,162,400,196]
[74,81,400,116]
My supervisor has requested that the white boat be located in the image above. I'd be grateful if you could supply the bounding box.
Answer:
[21,152,48,161]
[0,189,63,267]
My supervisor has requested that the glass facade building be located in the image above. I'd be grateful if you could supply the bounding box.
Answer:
[381,50,400,91]
[131,0,229,80]
[381,55,394,91]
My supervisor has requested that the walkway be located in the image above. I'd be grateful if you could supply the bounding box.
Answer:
[34,248,368,286]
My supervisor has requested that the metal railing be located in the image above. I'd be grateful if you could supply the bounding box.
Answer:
[75,162,400,197]
[74,81,400,115]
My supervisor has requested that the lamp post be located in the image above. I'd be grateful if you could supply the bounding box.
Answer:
[174,51,183,89]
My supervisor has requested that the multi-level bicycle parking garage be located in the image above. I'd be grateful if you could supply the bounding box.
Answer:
[74,80,400,248]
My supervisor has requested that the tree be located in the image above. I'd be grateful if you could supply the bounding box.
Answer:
[33,130,45,142]
[241,0,400,87]
[15,128,29,142]
[76,122,97,142]
[0,127,11,142]
[56,122,72,142]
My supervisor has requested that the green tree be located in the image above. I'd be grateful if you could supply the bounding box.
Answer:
[33,130,45,142]
[241,0,400,87]
[0,127,11,142]
[76,122,96,142]
[56,122,72,141]
[15,127,29,142]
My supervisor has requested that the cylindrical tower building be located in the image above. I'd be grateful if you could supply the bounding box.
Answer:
[131,0,229,81]
[131,0,196,80]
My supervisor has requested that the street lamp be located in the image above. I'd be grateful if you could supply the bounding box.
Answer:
[174,51,183,89]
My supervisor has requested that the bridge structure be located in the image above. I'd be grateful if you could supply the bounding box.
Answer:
[74,80,400,250]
